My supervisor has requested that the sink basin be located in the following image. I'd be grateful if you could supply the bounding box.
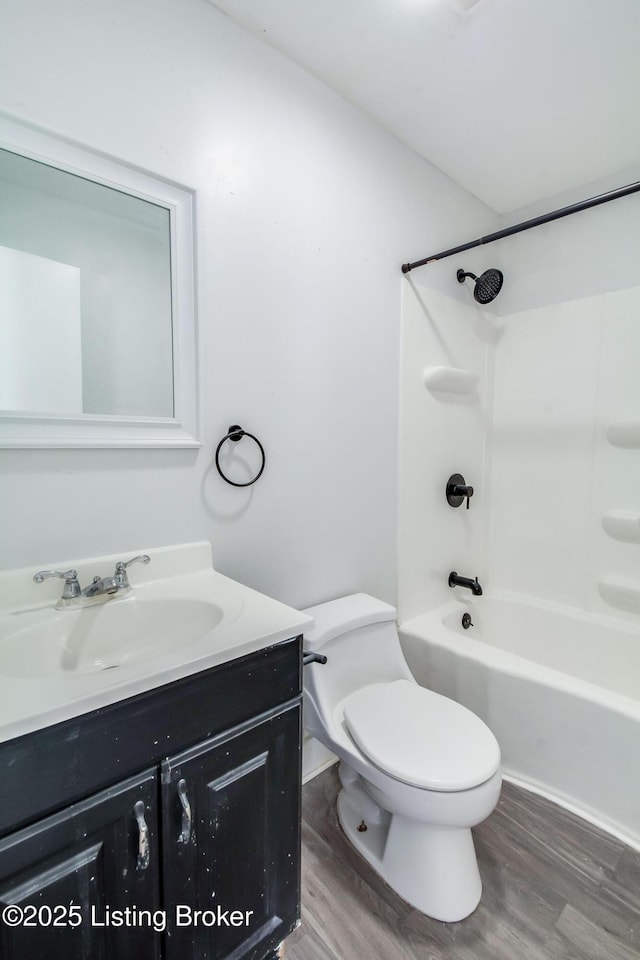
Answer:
[0,596,224,678]
[0,541,313,744]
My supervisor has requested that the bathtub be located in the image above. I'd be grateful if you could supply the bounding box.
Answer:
[399,594,640,850]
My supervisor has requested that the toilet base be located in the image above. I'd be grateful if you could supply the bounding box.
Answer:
[337,779,482,922]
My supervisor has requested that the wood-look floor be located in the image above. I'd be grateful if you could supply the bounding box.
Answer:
[287,766,640,960]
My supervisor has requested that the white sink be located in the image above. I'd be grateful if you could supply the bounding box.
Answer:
[0,596,224,678]
[0,541,313,744]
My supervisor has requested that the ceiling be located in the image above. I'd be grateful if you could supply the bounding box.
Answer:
[208,0,640,214]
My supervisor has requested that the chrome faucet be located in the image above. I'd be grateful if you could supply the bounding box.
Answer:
[82,575,119,598]
[34,554,151,607]
[448,571,483,596]
[33,569,82,602]
[113,554,151,590]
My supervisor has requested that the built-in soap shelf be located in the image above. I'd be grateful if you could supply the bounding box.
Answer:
[423,366,479,396]
[602,512,640,543]
[598,578,640,613]
[606,422,640,448]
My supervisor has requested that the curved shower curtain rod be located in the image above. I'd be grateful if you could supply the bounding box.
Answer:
[401,179,640,274]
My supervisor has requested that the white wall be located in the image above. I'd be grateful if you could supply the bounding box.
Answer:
[0,0,497,608]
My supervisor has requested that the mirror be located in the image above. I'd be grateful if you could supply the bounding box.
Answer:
[0,115,197,448]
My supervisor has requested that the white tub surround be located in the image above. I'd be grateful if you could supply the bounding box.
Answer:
[422,366,480,397]
[400,593,640,850]
[398,281,493,624]
[0,541,312,743]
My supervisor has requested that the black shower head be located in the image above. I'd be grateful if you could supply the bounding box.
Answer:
[457,267,504,304]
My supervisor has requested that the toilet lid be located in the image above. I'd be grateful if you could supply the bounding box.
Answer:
[342,680,501,791]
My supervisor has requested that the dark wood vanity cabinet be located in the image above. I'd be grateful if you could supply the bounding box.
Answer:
[0,637,302,960]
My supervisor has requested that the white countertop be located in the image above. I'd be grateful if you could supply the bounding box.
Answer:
[0,542,313,744]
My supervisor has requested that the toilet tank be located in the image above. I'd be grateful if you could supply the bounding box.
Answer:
[302,594,414,741]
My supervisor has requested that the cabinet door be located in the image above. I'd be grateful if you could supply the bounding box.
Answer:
[162,703,301,960]
[0,769,161,960]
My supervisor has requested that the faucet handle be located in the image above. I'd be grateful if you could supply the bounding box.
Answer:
[33,569,82,600]
[113,554,150,589]
[115,554,151,572]
[446,474,474,510]
[33,568,78,582]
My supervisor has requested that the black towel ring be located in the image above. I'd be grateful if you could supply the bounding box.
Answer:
[215,425,266,487]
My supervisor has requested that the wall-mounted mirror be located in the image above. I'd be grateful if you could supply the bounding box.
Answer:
[0,115,197,448]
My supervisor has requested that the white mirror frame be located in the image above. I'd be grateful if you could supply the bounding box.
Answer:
[0,114,199,448]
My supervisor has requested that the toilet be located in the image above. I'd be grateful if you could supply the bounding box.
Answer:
[302,593,501,923]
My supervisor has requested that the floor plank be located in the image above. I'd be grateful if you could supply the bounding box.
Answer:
[287,767,640,960]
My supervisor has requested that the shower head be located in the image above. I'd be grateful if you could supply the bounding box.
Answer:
[457,267,504,304]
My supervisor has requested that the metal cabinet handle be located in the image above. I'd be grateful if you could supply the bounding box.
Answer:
[177,779,192,844]
[134,800,150,871]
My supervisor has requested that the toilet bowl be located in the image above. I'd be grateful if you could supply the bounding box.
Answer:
[302,593,501,922]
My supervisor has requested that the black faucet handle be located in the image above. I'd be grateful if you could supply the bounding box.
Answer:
[446,474,474,509]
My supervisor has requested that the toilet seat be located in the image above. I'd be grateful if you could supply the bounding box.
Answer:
[343,679,500,792]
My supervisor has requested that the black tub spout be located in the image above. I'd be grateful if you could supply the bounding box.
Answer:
[448,571,483,596]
